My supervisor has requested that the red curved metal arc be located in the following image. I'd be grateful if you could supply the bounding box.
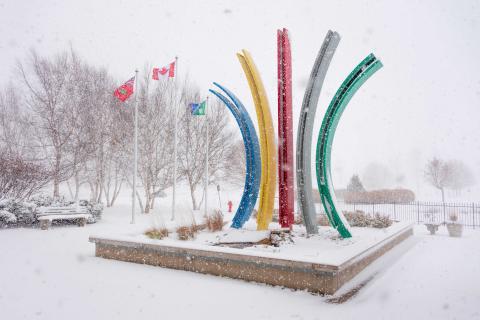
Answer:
[277,28,294,228]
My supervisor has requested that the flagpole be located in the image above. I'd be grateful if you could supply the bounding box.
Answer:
[171,56,178,221]
[132,69,139,224]
[204,96,209,217]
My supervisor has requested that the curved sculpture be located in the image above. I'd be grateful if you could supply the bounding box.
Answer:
[237,50,277,230]
[296,30,341,234]
[277,28,294,228]
[316,53,383,238]
[209,83,261,228]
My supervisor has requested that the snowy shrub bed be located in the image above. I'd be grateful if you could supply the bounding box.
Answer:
[343,211,393,228]
[0,195,103,228]
[314,211,392,228]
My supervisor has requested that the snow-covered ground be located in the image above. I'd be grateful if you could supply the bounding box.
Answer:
[1,204,479,320]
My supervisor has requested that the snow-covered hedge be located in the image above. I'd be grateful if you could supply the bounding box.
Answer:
[0,195,103,228]
[0,210,17,224]
[0,198,36,225]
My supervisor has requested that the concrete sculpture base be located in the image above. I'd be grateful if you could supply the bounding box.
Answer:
[89,224,413,295]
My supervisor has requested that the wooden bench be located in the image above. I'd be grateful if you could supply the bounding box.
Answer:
[37,206,92,230]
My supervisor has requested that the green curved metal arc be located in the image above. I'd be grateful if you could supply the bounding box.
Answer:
[316,54,383,238]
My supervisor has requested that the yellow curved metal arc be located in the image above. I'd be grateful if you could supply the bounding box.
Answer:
[237,53,267,217]
[237,49,277,230]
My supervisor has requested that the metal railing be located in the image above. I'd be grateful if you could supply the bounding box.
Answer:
[330,201,480,228]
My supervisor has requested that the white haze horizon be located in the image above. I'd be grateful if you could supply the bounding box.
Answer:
[1,0,479,201]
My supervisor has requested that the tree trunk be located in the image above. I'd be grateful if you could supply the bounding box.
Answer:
[52,143,62,198]
[66,180,74,200]
[189,183,198,210]
[103,185,111,207]
[441,188,445,203]
[88,182,95,202]
[144,182,151,213]
[97,182,103,203]
[150,196,155,210]
[144,194,151,213]
[110,180,122,207]
[136,189,144,214]
[74,171,80,202]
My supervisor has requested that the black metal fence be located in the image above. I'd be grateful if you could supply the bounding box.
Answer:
[333,201,480,228]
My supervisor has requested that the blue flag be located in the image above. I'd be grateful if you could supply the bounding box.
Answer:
[189,101,206,116]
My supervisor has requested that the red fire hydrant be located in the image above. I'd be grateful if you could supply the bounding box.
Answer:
[227,200,233,213]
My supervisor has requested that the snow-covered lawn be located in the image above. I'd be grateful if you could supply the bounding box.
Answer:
[1,205,479,320]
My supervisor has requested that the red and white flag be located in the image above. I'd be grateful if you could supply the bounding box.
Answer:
[152,61,176,80]
[114,76,135,102]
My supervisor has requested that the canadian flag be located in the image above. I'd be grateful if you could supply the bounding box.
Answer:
[152,61,175,80]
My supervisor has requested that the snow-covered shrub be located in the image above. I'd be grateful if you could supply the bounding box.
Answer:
[29,195,74,207]
[370,213,393,228]
[317,214,330,226]
[145,228,169,240]
[343,211,392,228]
[175,209,197,240]
[449,213,459,223]
[0,198,36,225]
[205,209,224,232]
[0,194,104,227]
[86,202,103,222]
[176,225,196,240]
[344,211,370,227]
[0,210,17,226]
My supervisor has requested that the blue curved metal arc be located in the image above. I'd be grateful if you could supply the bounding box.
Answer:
[213,82,262,221]
[213,82,262,226]
[209,85,261,228]
[209,89,253,226]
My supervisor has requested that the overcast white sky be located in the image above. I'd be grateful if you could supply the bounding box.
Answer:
[1,0,479,200]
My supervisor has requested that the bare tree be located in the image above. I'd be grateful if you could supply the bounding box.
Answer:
[424,157,452,202]
[17,49,76,197]
[177,84,234,210]
[4,46,242,212]
[223,139,246,186]
[63,52,97,201]
[0,151,50,201]
[135,66,175,213]
[0,85,36,158]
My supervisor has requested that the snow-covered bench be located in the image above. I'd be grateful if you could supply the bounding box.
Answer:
[37,206,92,230]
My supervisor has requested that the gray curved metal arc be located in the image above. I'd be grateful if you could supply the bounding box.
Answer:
[295,30,341,234]
[213,82,262,226]
[209,89,254,228]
